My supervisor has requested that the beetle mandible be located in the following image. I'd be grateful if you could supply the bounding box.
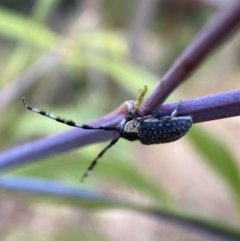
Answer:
[22,85,192,181]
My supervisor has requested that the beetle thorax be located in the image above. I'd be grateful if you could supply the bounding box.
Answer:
[119,119,140,141]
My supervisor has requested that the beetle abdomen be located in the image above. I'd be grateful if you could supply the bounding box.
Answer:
[137,117,192,145]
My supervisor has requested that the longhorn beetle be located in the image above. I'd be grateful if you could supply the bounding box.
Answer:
[22,86,192,182]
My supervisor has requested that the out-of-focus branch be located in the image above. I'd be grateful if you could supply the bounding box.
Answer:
[127,0,159,63]
[0,89,240,170]
[138,1,240,116]
[0,0,102,112]
[1,176,240,241]
[0,51,61,112]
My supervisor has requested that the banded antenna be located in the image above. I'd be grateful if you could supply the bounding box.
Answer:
[22,97,119,182]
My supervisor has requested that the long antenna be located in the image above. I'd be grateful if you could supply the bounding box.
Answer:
[22,97,117,131]
[80,137,120,182]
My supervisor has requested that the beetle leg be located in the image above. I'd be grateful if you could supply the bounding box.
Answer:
[128,110,138,119]
[171,100,182,118]
[160,101,182,122]
[127,100,138,119]
[152,110,161,118]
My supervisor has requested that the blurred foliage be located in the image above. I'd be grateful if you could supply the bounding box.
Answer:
[1,0,240,240]
[189,126,240,210]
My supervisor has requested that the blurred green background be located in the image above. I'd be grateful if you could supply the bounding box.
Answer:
[1,0,240,240]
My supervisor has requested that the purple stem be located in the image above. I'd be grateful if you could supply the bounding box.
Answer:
[138,2,240,116]
[0,90,240,170]
[1,2,240,170]
[158,89,240,123]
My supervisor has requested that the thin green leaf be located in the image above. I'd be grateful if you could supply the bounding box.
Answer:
[0,6,58,49]
[188,126,240,206]
[67,54,158,96]
[32,0,64,21]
